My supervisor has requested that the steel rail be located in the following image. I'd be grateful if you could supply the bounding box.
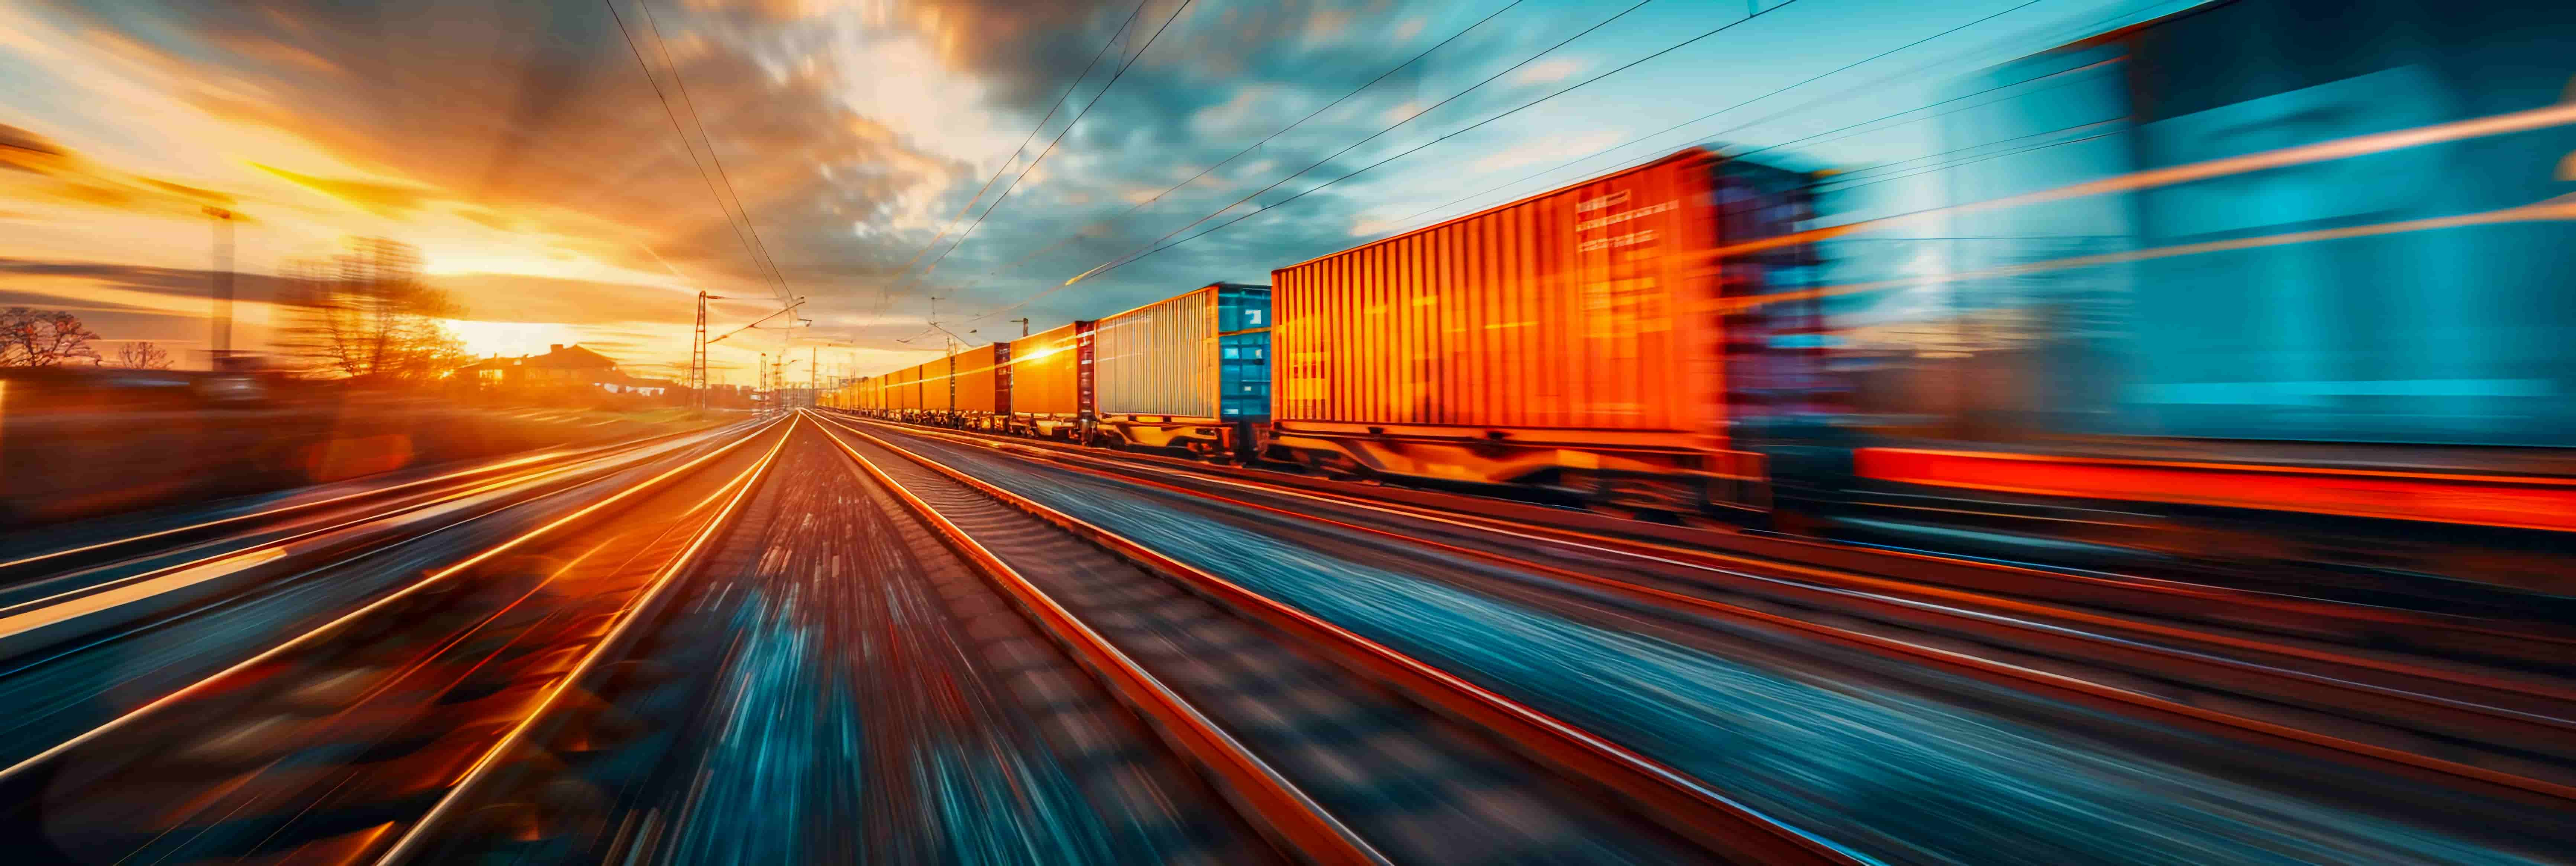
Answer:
[837,416,2576,811]
[811,416,1387,866]
[374,416,794,864]
[0,417,789,788]
[829,412,2576,662]
[814,413,1860,866]
[0,421,743,580]
[0,444,652,640]
[866,420,2576,721]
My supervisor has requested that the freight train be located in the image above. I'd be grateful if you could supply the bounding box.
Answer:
[831,0,2576,599]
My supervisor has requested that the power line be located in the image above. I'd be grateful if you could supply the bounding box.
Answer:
[1067,0,1831,287]
[1061,0,1663,287]
[1729,58,2117,162]
[598,0,782,301]
[1815,123,2125,196]
[879,0,1153,302]
[912,0,1201,281]
[632,0,795,305]
[1396,0,2186,231]
[953,0,1530,326]
[1815,117,2118,186]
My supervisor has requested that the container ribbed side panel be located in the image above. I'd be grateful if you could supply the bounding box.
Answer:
[1095,288,1216,418]
[1269,151,1719,435]
[953,344,998,414]
[1008,323,1082,415]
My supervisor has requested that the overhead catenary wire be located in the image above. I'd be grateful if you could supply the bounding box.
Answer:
[878,0,1154,306]
[1815,124,2127,196]
[910,0,1201,282]
[1395,0,2192,231]
[630,0,796,305]
[598,0,786,302]
[1066,0,2092,288]
[953,0,1531,327]
[1062,0,1668,287]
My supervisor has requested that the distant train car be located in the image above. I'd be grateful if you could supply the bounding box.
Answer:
[1089,282,1270,457]
[1003,322,1088,439]
[1269,148,1808,515]
[948,344,998,429]
[886,364,919,416]
[841,375,879,413]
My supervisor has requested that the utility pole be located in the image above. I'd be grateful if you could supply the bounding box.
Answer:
[691,292,718,411]
[203,206,236,370]
[1011,318,1029,338]
[758,352,768,414]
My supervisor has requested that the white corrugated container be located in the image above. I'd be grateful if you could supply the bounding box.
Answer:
[1094,286,1217,419]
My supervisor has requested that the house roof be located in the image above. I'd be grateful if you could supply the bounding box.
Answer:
[453,344,621,376]
[523,344,619,369]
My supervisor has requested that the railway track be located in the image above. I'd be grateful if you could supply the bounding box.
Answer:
[824,412,2576,864]
[401,419,1286,865]
[0,419,787,864]
[805,415,1841,864]
[0,422,755,656]
[815,411,2576,672]
[0,423,763,776]
[0,422,740,594]
[830,415,2576,764]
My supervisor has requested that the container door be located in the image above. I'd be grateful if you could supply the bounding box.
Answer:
[994,340,1013,417]
[1075,320,1096,428]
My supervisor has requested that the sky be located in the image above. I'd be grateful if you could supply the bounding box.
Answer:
[0,0,2191,384]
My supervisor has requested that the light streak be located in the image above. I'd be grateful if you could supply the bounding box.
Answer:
[1714,193,2576,313]
[1713,99,2576,260]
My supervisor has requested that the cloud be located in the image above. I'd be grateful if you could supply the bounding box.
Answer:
[4,0,1602,380]
[430,272,714,327]
[1514,58,1582,85]
[0,123,246,218]
[252,163,434,217]
[1467,129,1625,173]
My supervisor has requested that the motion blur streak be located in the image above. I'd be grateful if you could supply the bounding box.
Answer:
[1706,97,2576,260]
[376,417,789,863]
[13,0,2576,863]
[816,418,1389,865]
[1712,193,2576,314]
[841,420,2562,864]
[820,413,1859,863]
[0,419,775,785]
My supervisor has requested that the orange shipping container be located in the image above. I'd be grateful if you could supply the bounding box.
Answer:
[920,355,955,413]
[888,365,919,411]
[1007,323,1083,416]
[952,344,998,415]
[1271,148,1722,441]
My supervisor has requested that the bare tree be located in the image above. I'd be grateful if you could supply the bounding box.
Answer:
[279,237,469,384]
[114,341,173,369]
[0,308,103,366]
